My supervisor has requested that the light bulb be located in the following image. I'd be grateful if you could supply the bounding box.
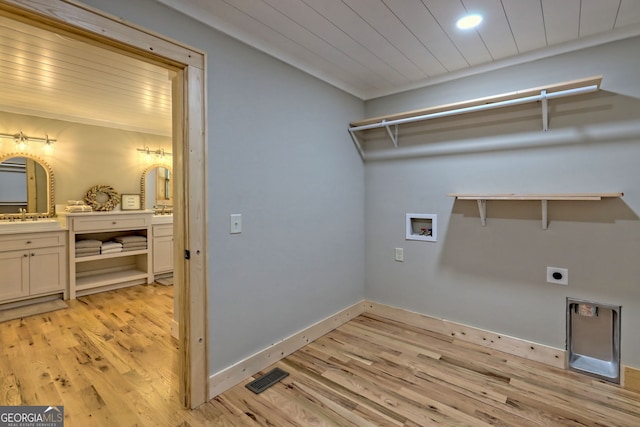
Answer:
[456,14,483,30]
[44,135,53,154]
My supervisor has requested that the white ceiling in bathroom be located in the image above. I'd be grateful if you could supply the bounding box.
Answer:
[156,0,640,99]
[1,1,640,135]
[0,14,173,136]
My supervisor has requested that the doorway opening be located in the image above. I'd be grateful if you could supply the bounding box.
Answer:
[0,1,208,408]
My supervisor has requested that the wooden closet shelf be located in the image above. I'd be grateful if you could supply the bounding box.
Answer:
[448,193,623,201]
[347,76,603,158]
[351,76,602,128]
[448,192,623,229]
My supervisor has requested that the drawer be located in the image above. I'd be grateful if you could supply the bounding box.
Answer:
[72,215,150,232]
[0,231,66,251]
[153,224,173,237]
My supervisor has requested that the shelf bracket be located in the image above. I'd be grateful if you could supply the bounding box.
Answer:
[477,199,487,226]
[541,90,548,131]
[449,192,623,230]
[349,129,365,159]
[349,78,602,155]
[382,120,399,148]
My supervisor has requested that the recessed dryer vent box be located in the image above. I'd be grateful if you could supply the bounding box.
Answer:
[567,298,621,383]
[406,213,437,242]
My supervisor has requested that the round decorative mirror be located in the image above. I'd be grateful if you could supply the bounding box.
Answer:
[0,153,55,220]
[141,164,173,212]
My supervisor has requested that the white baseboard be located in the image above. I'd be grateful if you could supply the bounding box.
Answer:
[364,301,566,369]
[208,300,365,398]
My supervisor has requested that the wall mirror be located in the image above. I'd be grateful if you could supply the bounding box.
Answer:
[141,164,173,212]
[0,153,55,220]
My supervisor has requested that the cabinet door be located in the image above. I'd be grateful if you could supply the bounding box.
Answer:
[153,235,174,275]
[29,247,66,296]
[0,251,29,301]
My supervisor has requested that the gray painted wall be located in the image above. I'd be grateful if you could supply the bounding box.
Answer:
[82,0,365,373]
[363,37,640,367]
[60,0,640,375]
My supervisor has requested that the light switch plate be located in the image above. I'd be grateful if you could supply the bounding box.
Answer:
[230,214,241,234]
[395,248,404,262]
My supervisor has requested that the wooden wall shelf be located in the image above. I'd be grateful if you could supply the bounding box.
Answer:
[448,193,623,229]
[348,76,602,158]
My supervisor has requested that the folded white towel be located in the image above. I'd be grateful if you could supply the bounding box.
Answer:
[65,205,92,212]
[75,247,101,254]
[114,235,147,244]
[75,251,100,257]
[101,241,123,250]
[101,248,123,254]
[75,239,102,249]
[76,252,99,258]
[121,242,147,248]
[122,246,147,252]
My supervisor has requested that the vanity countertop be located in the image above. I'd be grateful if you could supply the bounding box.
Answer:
[0,219,66,235]
[0,211,170,234]
[57,209,156,217]
[57,209,155,230]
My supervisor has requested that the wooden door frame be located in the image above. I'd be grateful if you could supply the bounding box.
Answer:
[0,0,209,408]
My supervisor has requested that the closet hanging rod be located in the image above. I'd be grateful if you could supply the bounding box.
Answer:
[349,84,599,133]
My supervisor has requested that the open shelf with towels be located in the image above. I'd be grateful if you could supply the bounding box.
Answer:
[447,193,623,229]
[59,211,153,298]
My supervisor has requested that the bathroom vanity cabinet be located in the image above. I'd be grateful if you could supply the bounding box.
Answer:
[0,230,66,304]
[60,211,154,298]
[152,222,173,277]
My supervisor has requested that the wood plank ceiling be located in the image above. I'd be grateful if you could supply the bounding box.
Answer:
[1,1,640,135]
[0,14,172,136]
[156,0,640,99]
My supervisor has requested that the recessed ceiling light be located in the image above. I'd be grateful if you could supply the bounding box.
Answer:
[456,14,483,30]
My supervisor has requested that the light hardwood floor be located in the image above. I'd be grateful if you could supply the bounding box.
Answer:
[2,285,639,426]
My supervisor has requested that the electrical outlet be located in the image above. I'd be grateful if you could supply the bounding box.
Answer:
[395,248,404,262]
[547,267,568,285]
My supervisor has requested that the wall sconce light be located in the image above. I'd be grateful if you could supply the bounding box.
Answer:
[137,146,172,162]
[44,134,54,153]
[0,131,56,152]
[15,131,27,150]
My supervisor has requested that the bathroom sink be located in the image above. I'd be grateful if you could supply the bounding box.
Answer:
[0,219,63,234]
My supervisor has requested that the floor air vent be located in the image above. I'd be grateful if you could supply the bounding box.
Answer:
[245,367,289,394]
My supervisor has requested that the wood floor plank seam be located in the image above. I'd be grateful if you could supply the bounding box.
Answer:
[2,286,640,425]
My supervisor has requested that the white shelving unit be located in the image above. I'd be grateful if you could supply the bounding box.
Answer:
[60,211,154,298]
[448,193,624,229]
